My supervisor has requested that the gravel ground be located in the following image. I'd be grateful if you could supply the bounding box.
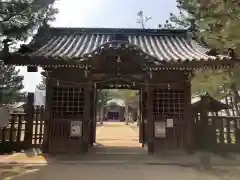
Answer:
[1,164,240,180]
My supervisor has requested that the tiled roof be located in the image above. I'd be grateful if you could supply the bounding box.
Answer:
[23,27,221,63]
[191,92,231,112]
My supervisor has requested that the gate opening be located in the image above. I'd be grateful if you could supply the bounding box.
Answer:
[94,89,145,153]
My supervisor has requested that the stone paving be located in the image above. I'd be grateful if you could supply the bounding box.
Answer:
[95,122,142,148]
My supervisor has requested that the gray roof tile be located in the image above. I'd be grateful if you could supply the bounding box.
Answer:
[25,27,217,63]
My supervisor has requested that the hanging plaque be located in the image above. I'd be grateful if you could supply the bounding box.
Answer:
[154,121,166,138]
[167,118,174,128]
[70,121,82,137]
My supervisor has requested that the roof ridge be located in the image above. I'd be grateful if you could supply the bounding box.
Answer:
[38,26,189,37]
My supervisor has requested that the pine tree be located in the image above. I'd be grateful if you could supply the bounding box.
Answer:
[0,0,58,41]
[0,0,58,106]
[161,0,240,114]
[0,64,24,106]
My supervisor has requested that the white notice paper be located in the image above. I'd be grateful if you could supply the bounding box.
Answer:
[70,121,82,137]
[155,122,166,138]
[167,118,174,128]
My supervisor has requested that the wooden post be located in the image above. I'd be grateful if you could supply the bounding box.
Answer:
[200,95,209,150]
[92,87,97,143]
[25,93,34,149]
[185,82,194,153]
[82,81,91,153]
[42,76,52,152]
[146,84,154,154]
[139,88,143,143]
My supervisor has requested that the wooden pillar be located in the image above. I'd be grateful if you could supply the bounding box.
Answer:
[82,81,92,152]
[200,96,208,149]
[146,83,154,154]
[25,93,34,149]
[92,86,97,143]
[185,82,194,153]
[42,76,53,152]
[139,88,143,143]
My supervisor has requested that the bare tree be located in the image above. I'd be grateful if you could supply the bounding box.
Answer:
[136,11,152,29]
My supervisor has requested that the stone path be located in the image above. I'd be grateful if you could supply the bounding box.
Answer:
[93,122,146,155]
[95,122,141,147]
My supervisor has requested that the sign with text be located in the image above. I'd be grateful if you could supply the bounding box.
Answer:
[154,121,166,138]
[70,121,82,137]
[166,118,174,128]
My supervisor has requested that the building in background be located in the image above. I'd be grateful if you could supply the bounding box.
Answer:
[104,99,125,122]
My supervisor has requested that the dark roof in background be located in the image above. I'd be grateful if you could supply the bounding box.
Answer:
[191,92,231,112]
[20,26,217,63]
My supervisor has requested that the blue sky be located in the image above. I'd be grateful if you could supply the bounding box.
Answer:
[20,0,179,92]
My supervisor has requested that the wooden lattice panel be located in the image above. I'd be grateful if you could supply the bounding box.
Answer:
[152,89,184,117]
[152,88,186,150]
[52,87,85,119]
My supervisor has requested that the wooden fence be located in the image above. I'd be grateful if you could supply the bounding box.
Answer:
[195,114,240,152]
[0,93,44,154]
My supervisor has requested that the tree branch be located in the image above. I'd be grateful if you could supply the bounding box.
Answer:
[0,3,33,23]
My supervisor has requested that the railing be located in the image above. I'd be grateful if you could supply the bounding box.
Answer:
[207,116,240,152]
[194,115,240,152]
[0,106,44,153]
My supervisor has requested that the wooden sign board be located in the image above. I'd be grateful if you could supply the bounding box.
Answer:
[70,121,82,137]
[154,121,166,138]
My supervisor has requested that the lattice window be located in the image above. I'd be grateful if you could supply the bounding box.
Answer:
[152,89,184,118]
[51,87,85,119]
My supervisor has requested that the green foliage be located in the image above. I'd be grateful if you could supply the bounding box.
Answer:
[162,0,240,53]
[161,0,240,99]
[0,64,24,106]
[191,69,231,99]
[0,0,58,41]
[97,89,138,108]
[0,0,58,106]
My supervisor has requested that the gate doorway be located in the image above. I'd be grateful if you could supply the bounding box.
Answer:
[91,85,148,154]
